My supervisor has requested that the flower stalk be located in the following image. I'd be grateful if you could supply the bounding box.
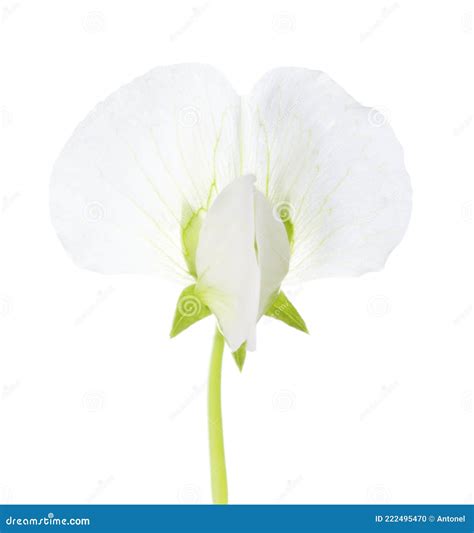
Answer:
[208,326,228,504]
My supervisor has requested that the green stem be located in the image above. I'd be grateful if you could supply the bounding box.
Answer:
[208,326,228,504]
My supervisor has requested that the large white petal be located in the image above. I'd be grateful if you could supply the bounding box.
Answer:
[195,176,260,352]
[254,191,290,316]
[50,64,241,280]
[242,68,412,282]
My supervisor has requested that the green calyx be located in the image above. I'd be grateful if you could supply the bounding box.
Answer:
[264,291,309,334]
[170,284,211,338]
[232,342,246,372]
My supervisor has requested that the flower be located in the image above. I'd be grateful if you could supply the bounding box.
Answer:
[50,64,411,503]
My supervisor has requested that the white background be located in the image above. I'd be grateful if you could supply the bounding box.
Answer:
[0,0,473,505]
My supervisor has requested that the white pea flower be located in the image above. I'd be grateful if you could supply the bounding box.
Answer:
[50,64,411,503]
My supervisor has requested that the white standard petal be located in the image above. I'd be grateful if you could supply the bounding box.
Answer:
[50,64,241,280]
[242,68,412,282]
[195,176,260,352]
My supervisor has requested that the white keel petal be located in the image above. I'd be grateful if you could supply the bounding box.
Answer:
[195,176,260,351]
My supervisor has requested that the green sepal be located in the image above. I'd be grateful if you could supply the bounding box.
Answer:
[170,284,211,338]
[232,342,247,372]
[264,291,309,334]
